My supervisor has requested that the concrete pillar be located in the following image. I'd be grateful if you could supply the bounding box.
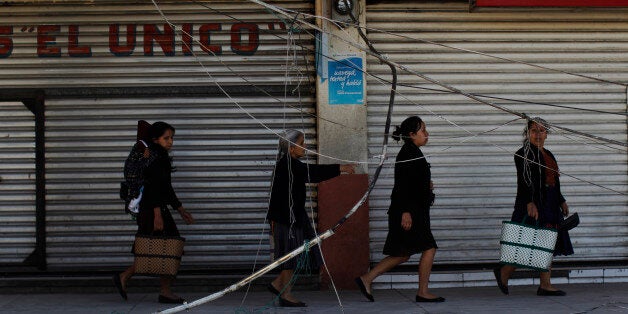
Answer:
[316,0,368,172]
[315,0,370,290]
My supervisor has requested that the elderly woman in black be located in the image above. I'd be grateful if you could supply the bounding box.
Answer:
[266,129,355,307]
[494,117,573,297]
[355,115,444,303]
[114,121,194,304]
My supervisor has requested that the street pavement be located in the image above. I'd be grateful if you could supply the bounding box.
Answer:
[0,282,627,314]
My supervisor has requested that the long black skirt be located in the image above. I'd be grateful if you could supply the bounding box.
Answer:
[270,221,322,271]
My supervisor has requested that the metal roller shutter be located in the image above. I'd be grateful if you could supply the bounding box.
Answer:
[0,1,317,270]
[0,102,36,264]
[365,2,628,265]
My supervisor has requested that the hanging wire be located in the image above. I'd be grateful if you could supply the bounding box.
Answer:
[194,0,627,119]
[394,82,628,117]
[267,3,628,88]
[179,0,627,153]
[187,0,365,133]
[154,1,628,312]
[150,0,627,199]
[245,0,628,149]
[264,0,628,192]
[154,0,399,311]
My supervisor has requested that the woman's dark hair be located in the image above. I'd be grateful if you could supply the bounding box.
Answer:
[392,115,423,143]
[149,121,176,172]
[149,121,175,140]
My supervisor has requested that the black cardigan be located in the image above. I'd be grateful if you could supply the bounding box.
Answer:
[388,142,433,216]
[267,156,340,227]
[141,144,182,212]
[514,143,565,218]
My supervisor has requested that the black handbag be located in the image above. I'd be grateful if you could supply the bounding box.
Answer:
[560,212,579,231]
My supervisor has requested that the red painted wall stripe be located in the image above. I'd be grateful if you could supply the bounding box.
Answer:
[476,0,628,6]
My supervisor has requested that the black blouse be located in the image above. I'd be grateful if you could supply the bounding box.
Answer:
[388,142,433,217]
[141,144,182,212]
[267,156,340,227]
[514,143,565,214]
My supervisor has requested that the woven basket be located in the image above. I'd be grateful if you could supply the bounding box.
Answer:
[499,219,557,272]
[134,234,185,276]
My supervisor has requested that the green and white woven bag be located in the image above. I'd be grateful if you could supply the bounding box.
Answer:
[499,217,558,272]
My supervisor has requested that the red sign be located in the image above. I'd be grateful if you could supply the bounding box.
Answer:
[0,23,276,58]
[476,0,628,6]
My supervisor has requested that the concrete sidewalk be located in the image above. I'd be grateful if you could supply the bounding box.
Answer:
[0,283,627,314]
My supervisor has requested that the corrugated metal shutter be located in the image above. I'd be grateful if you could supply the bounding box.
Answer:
[0,101,36,264]
[0,1,316,270]
[365,3,628,265]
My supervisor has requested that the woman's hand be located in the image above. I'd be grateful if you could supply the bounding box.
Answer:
[401,212,412,231]
[153,207,164,231]
[340,164,356,174]
[526,202,539,220]
[178,206,195,225]
[560,202,569,216]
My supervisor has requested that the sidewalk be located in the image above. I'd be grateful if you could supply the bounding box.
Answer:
[1,283,626,314]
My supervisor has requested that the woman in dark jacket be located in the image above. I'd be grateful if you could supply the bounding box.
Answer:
[355,116,444,303]
[114,121,194,304]
[266,129,354,307]
[494,117,573,297]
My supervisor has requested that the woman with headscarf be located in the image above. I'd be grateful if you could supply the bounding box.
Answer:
[494,117,573,297]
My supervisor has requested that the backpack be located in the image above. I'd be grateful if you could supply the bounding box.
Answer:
[119,120,153,218]
[120,141,154,218]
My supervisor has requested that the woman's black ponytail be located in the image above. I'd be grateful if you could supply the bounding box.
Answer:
[391,116,423,144]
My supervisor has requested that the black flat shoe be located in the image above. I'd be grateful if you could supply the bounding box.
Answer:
[278,297,307,307]
[354,277,374,302]
[416,295,445,303]
[112,274,127,301]
[158,295,186,304]
[267,283,280,296]
[537,288,566,296]
[493,267,509,295]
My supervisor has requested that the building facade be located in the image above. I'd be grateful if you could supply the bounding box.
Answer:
[0,0,626,285]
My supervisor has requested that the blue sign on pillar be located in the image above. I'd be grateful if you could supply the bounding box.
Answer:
[328,55,364,105]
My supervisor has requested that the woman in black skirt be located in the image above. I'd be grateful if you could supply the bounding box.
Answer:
[114,122,194,304]
[494,117,573,297]
[266,129,354,307]
[355,116,444,303]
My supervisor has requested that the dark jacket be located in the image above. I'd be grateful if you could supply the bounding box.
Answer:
[141,144,182,212]
[513,143,565,224]
[388,142,433,217]
[267,156,340,227]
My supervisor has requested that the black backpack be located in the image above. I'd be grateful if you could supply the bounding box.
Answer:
[120,140,155,217]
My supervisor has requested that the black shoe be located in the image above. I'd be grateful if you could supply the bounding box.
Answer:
[267,283,280,296]
[537,288,566,296]
[112,274,127,301]
[416,295,445,303]
[354,277,374,302]
[493,267,509,295]
[158,295,186,304]
[278,297,307,307]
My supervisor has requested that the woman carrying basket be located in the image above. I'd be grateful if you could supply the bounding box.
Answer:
[114,121,194,304]
[494,117,573,297]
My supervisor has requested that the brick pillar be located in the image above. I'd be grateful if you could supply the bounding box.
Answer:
[317,174,370,290]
